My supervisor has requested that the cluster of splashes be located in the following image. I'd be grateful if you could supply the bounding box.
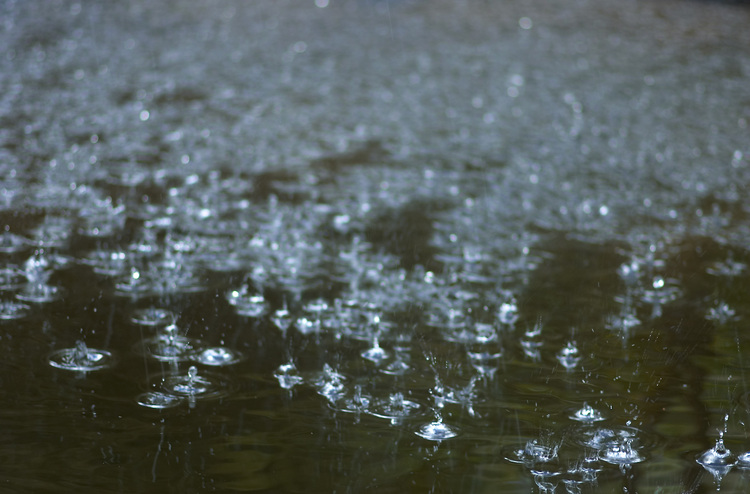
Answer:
[2,157,750,491]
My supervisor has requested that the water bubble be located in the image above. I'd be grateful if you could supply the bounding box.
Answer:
[49,340,115,372]
[191,347,243,366]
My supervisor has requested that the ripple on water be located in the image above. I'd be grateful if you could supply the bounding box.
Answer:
[48,340,115,372]
[570,403,606,423]
[696,437,736,480]
[156,366,232,402]
[134,323,205,361]
[135,391,184,409]
[577,426,650,466]
[415,419,459,441]
[130,307,177,327]
[369,392,423,425]
[190,347,244,366]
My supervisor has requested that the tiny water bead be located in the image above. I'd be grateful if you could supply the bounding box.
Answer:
[48,340,115,372]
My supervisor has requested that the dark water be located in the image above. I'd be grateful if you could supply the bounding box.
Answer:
[2,0,750,492]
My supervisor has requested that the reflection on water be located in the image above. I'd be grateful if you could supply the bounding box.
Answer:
[2,0,750,491]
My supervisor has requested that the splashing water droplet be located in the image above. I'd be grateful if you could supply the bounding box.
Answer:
[0,299,30,320]
[557,341,581,370]
[696,436,736,473]
[274,362,304,389]
[191,347,243,366]
[369,392,422,425]
[135,323,204,361]
[361,337,389,363]
[131,307,176,327]
[136,391,184,409]
[415,417,458,441]
[157,366,230,402]
[49,340,115,371]
[570,403,606,423]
